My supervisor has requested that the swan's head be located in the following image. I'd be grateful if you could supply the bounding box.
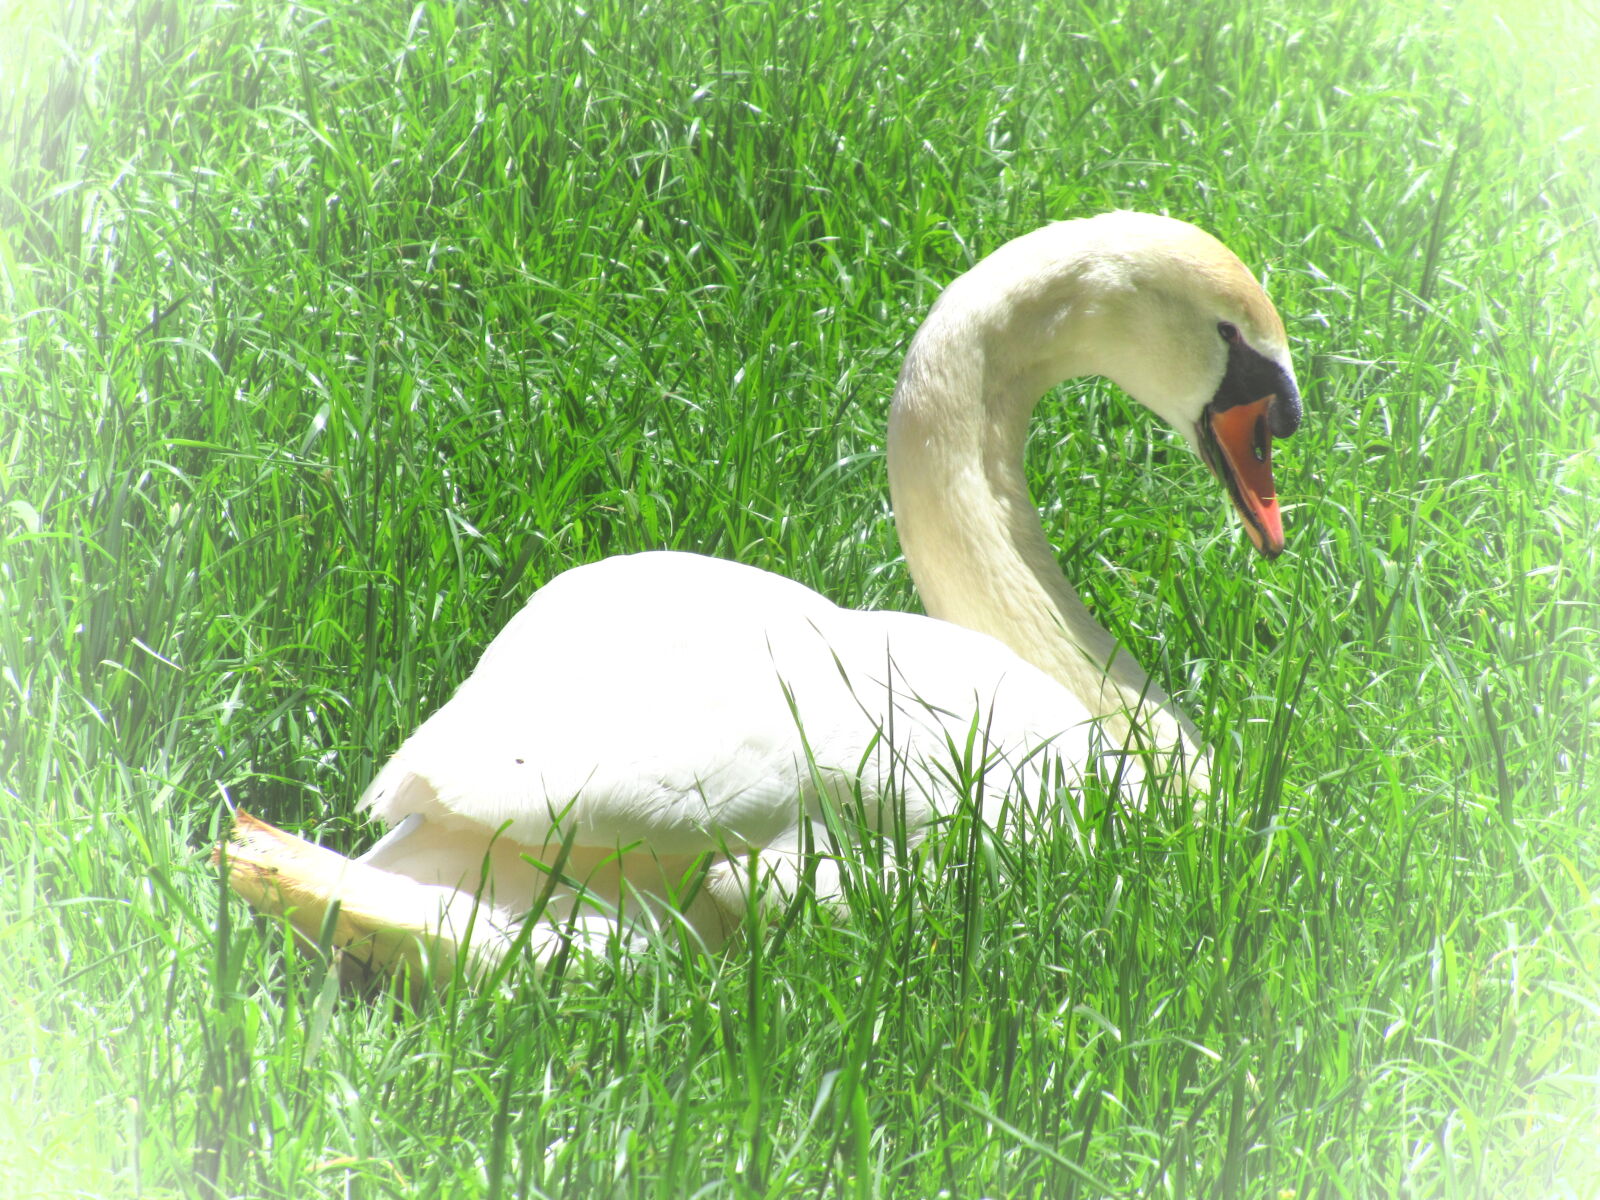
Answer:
[1062,212,1303,557]
[895,211,1302,555]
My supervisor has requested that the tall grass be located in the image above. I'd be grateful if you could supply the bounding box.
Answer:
[2,0,1597,1195]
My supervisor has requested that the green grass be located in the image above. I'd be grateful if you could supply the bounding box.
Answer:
[3,0,1598,1195]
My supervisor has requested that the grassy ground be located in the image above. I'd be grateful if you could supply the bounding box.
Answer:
[3,0,1598,1195]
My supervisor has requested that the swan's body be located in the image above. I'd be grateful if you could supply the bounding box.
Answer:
[222,211,1302,981]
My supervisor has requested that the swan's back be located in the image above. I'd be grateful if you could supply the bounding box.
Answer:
[361,551,1111,856]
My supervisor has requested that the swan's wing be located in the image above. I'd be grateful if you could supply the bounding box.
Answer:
[360,551,1101,851]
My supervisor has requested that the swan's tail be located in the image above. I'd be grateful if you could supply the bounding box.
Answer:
[214,810,512,983]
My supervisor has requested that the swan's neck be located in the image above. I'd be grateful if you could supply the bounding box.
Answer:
[885,263,1202,759]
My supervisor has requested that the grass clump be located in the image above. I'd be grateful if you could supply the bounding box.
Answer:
[2,0,1598,1195]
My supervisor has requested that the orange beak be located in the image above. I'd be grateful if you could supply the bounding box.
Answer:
[1200,395,1285,557]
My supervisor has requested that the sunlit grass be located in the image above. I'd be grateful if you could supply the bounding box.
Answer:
[2,0,1598,1195]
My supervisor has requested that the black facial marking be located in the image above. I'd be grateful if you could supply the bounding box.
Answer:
[1209,333,1302,437]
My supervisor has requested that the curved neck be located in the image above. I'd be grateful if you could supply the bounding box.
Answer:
[885,260,1201,759]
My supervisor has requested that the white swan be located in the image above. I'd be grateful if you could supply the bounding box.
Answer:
[221,211,1302,981]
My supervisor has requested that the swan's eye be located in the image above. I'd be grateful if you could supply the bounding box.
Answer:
[1218,321,1241,344]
